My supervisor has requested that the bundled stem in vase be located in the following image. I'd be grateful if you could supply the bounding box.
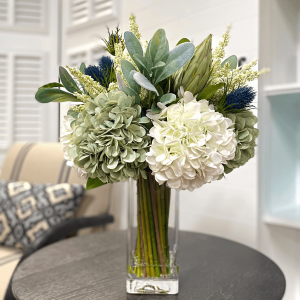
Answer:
[134,172,171,278]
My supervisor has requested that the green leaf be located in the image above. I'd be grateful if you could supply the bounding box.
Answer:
[121,60,140,93]
[156,85,164,96]
[80,62,86,74]
[132,54,150,78]
[59,66,82,93]
[125,86,140,104]
[133,72,159,96]
[221,55,237,69]
[124,31,143,70]
[176,38,190,46]
[197,83,224,100]
[35,88,81,103]
[39,82,64,89]
[138,116,151,123]
[67,110,79,119]
[86,177,106,190]
[116,73,127,93]
[150,29,169,64]
[151,101,161,114]
[159,93,176,105]
[155,42,195,84]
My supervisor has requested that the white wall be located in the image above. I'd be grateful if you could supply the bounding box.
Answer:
[119,0,259,248]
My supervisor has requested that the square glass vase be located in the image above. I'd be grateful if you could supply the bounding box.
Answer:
[126,173,179,295]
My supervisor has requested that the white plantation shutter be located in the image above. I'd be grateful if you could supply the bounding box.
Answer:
[90,46,106,65]
[0,0,8,23]
[69,51,88,68]
[69,0,113,27]
[93,0,113,18]
[70,0,88,26]
[0,54,9,149]
[13,55,44,142]
[14,0,44,28]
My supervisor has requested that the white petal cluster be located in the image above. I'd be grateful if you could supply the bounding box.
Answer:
[146,91,237,191]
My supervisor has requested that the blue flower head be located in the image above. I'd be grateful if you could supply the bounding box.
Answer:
[85,65,102,83]
[85,56,115,89]
[225,86,256,110]
[99,56,114,71]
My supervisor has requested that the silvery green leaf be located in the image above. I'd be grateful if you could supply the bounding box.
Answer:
[121,60,140,93]
[133,72,159,96]
[151,61,166,82]
[156,85,164,96]
[116,73,127,92]
[80,62,86,74]
[155,42,195,84]
[159,93,176,105]
[125,86,140,104]
[150,29,169,64]
[138,116,151,124]
[67,110,79,119]
[133,54,150,77]
[124,31,143,70]
[221,55,237,69]
[145,39,152,62]
[151,101,161,114]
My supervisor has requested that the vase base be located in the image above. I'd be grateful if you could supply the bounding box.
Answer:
[126,278,179,294]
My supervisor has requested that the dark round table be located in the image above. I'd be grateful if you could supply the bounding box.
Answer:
[12,231,285,300]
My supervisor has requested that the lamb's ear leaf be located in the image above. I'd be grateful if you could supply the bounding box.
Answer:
[155,42,195,84]
[80,62,86,74]
[125,86,140,104]
[132,54,150,78]
[150,29,169,64]
[116,73,127,93]
[159,93,176,105]
[38,82,64,89]
[197,83,224,100]
[86,178,106,190]
[221,55,237,69]
[176,38,190,46]
[35,88,81,103]
[133,72,159,96]
[124,31,143,71]
[121,60,140,93]
[59,66,82,93]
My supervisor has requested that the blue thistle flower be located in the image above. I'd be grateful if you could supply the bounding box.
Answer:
[99,56,114,71]
[85,65,102,82]
[225,86,256,110]
[85,56,116,89]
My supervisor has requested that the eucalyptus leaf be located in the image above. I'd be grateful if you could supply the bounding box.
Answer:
[38,82,64,89]
[155,42,195,84]
[80,62,86,74]
[133,72,159,96]
[124,31,143,70]
[197,83,224,100]
[176,38,190,46]
[159,93,176,105]
[121,60,140,93]
[67,110,79,119]
[221,55,238,69]
[35,88,81,103]
[150,29,169,64]
[86,177,106,190]
[116,73,127,93]
[59,66,82,93]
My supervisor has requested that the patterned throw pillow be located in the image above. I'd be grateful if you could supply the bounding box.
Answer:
[0,180,85,249]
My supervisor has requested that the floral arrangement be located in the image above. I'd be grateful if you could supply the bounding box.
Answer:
[35,16,266,192]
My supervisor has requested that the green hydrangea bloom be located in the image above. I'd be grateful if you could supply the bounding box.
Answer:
[67,90,150,183]
[223,111,259,174]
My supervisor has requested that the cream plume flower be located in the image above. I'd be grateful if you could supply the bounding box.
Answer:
[146,91,237,191]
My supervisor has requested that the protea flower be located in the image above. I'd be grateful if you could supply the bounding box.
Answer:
[173,34,212,95]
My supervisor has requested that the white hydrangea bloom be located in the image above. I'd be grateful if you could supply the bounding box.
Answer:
[146,91,237,191]
[60,115,88,179]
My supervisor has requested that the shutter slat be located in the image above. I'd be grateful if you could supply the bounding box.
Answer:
[13,55,43,143]
[14,0,43,28]
[0,54,8,147]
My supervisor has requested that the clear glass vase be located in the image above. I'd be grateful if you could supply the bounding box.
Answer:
[126,172,179,295]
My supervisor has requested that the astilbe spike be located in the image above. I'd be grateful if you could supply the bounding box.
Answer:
[225,86,256,110]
